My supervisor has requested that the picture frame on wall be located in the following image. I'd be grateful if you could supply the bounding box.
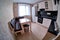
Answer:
[45,2,48,9]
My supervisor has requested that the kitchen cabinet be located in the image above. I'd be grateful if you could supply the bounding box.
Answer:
[38,2,45,11]
[37,0,58,11]
[45,0,58,11]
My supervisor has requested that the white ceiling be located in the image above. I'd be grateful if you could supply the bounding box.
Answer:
[13,0,43,4]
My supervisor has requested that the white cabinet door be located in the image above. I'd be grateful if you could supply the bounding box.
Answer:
[46,0,53,11]
[51,0,58,10]
[38,2,45,10]
[45,0,58,11]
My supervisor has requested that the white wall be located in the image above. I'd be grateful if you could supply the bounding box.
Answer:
[0,0,14,40]
[57,1,60,32]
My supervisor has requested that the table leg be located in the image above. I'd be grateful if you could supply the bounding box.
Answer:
[21,24,24,34]
[30,22,31,31]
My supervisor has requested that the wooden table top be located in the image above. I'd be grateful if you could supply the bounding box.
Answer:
[19,18,31,23]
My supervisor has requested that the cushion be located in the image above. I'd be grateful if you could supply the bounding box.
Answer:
[23,24,29,27]
[14,22,22,32]
[10,18,15,28]
[10,18,22,31]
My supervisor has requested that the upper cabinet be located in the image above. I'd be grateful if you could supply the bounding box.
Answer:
[45,0,53,11]
[36,0,58,11]
[38,2,45,11]
[45,0,58,11]
[51,0,58,11]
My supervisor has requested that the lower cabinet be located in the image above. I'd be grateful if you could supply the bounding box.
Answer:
[38,17,43,24]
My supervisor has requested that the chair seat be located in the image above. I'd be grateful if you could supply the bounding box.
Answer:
[23,24,29,27]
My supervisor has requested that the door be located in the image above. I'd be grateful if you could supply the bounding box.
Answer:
[32,7,36,22]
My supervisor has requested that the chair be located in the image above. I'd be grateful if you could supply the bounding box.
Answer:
[8,18,24,36]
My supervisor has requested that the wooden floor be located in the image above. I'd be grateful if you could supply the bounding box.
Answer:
[16,23,56,40]
[43,32,56,40]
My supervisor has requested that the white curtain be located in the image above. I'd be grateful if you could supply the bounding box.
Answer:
[18,4,30,17]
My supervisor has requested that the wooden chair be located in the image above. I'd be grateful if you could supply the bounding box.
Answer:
[8,18,24,36]
[8,22,24,36]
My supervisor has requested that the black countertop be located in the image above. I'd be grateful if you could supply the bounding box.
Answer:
[41,15,57,21]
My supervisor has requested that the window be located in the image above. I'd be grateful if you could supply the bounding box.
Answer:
[18,4,30,17]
